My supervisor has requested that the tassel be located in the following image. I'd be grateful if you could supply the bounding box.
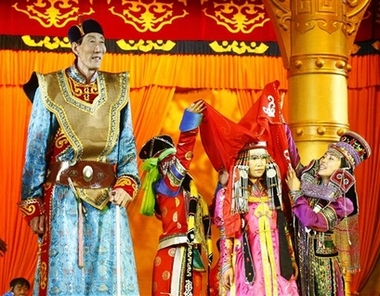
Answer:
[231,165,249,214]
[140,148,176,216]
[78,202,84,268]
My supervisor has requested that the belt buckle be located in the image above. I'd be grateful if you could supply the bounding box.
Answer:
[82,165,94,182]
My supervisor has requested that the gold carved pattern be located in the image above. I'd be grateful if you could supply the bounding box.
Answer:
[202,1,270,34]
[109,0,188,32]
[289,54,349,77]
[293,0,370,38]
[290,122,348,143]
[209,40,269,54]
[116,39,176,52]
[345,0,371,36]
[293,0,343,35]
[263,0,291,32]
[12,0,94,28]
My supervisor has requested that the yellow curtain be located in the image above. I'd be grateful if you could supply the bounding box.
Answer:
[131,85,176,150]
[0,49,378,295]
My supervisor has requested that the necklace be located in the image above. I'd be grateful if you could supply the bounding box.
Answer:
[249,180,266,197]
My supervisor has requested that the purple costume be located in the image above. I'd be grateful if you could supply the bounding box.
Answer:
[286,126,371,296]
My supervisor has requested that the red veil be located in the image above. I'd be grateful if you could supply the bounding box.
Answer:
[199,80,292,236]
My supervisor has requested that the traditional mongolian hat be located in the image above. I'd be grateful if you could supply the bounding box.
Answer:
[139,135,176,216]
[68,18,104,43]
[23,18,105,102]
[328,131,371,169]
[139,135,175,160]
[327,131,371,273]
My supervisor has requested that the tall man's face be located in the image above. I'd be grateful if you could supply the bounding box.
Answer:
[72,32,106,77]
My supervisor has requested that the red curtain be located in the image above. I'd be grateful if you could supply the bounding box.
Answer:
[0,50,379,295]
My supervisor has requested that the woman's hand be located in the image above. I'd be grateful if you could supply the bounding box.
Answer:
[285,166,301,191]
[187,100,206,114]
[221,267,234,291]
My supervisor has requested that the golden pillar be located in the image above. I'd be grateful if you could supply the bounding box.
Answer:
[263,0,370,295]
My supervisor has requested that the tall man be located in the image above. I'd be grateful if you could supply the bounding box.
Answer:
[20,19,140,295]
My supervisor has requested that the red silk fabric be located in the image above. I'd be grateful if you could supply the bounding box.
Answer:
[200,80,291,237]
[200,80,290,177]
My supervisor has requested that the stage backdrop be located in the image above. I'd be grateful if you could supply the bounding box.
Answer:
[0,0,379,56]
[0,1,379,296]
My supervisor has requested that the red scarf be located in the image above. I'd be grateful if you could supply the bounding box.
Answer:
[200,80,291,237]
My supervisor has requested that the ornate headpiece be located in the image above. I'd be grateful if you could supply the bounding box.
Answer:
[68,18,104,43]
[139,134,175,160]
[328,131,371,169]
[239,141,267,152]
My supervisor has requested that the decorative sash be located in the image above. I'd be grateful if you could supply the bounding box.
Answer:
[242,229,255,284]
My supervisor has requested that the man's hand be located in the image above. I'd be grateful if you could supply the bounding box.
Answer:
[30,215,45,235]
[109,188,133,207]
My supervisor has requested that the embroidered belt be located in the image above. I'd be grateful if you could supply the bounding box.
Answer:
[248,196,269,203]
[158,235,187,250]
[46,161,116,189]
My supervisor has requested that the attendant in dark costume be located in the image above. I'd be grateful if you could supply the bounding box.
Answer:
[139,101,213,296]
[20,18,140,295]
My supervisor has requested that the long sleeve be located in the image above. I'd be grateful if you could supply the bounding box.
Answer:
[292,196,354,232]
[155,110,202,196]
[284,124,302,171]
[20,88,57,223]
[21,88,55,200]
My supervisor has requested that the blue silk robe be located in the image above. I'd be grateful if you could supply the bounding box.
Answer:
[20,67,140,296]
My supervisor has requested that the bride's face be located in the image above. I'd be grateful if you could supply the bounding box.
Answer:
[247,148,269,180]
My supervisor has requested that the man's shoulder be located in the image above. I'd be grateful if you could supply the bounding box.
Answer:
[99,70,129,76]
[98,71,130,85]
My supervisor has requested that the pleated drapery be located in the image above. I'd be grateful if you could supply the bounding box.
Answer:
[0,50,378,295]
